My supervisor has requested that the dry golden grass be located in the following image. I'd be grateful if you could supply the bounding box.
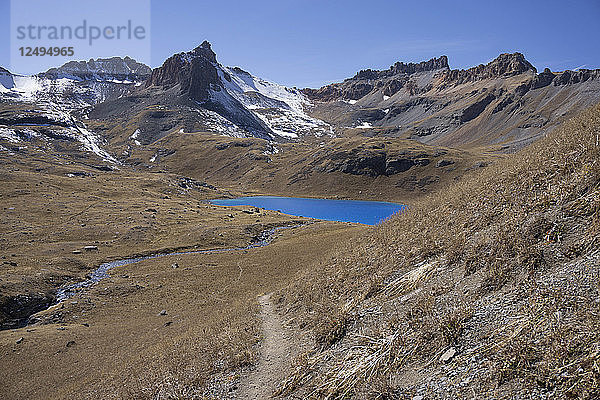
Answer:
[0,145,369,398]
[0,148,312,329]
[113,127,490,203]
[276,104,600,398]
[0,217,364,399]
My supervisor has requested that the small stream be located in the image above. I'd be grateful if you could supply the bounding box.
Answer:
[55,223,306,303]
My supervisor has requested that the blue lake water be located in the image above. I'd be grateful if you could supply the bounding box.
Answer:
[211,196,406,225]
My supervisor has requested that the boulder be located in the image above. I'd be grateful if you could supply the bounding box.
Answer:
[440,347,456,362]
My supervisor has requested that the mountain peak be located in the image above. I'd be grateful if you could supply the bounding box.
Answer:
[190,41,217,63]
[488,52,536,75]
[198,40,212,50]
[146,41,220,95]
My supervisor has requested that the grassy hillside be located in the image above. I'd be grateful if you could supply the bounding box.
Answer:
[88,115,491,203]
[276,104,600,398]
[0,140,369,399]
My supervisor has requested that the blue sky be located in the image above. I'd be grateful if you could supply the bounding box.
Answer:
[1,0,599,87]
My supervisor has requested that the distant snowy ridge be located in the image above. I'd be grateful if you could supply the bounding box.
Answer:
[0,65,145,108]
[0,67,121,163]
[42,56,151,82]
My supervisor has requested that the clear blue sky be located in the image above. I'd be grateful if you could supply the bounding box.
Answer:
[1,0,599,88]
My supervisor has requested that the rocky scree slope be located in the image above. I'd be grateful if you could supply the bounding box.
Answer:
[304,52,600,151]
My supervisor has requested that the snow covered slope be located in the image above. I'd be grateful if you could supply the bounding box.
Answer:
[0,63,147,163]
[218,65,332,138]
[144,42,332,140]
[2,72,140,111]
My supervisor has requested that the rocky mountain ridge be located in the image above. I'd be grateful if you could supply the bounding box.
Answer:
[352,55,450,81]
[41,56,151,82]
[440,52,536,84]
[2,46,600,157]
[302,52,600,151]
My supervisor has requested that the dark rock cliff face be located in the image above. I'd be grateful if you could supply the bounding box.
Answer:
[144,41,272,138]
[320,149,434,177]
[0,293,54,330]
[531,68,555,89]
[146,41,222,102]
[459,93,497,123]
[42,56,151,81]
[303,56,449,102]
[441,53,536,84]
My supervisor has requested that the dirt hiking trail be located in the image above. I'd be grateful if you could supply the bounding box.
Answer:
[237,293,304,399]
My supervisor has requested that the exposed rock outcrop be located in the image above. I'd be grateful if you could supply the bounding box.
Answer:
[458,93,497,123]
[441,53,536,84]
[552,69,600,85]
[0,292,54,330]
[320,149,433,177]
[531,67,555,89]
[146,41,220,101]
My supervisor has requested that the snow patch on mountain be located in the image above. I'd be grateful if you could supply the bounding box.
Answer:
[130,129,142,144]
[216,65,333,138]
[191,103,250,138]
[0,128,22,142]
[74,125,118,163]
[356,121,373,129]
[220,66,306,112]
[0,118,117,163]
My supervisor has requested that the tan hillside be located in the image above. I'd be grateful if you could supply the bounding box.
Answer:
[275,103,600,399]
